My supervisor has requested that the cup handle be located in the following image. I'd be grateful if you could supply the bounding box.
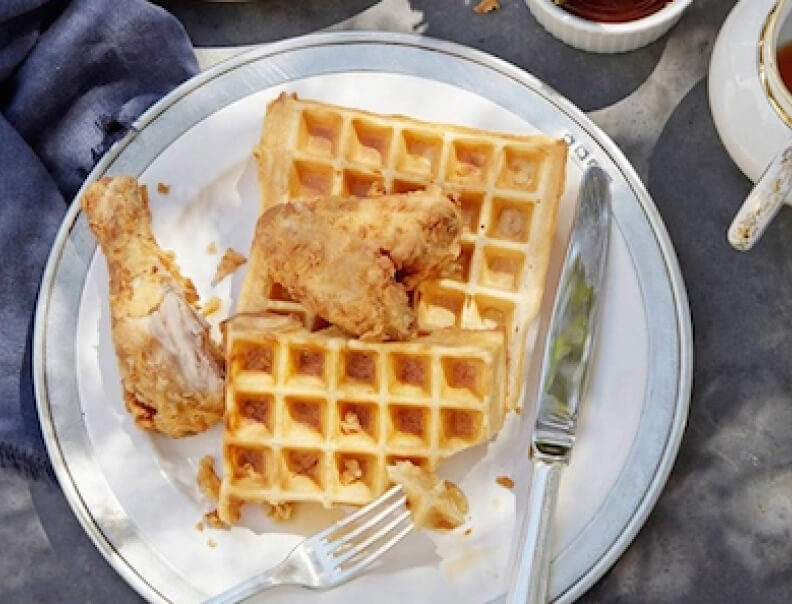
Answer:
[728,144,792,250]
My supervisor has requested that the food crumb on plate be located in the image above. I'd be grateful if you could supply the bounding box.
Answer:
[207,538,217,549]
[156,182,170,195]
[473,0,499,13]
[340,410,363,435]
[197,455,221,502]
[267,502,294,521]
[204,509,228,530]
[195,521,205,533]
[496,475,514,489]
[206,241,218,255]
[340,458,364,485]
[201,296,222,317]
[213,247,247,284]
[464,527,472,536]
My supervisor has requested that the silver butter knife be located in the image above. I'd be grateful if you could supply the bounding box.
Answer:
[506,166,611,604]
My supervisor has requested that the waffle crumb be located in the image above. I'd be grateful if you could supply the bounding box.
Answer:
[267,502,294,521]
[201,296,222,317]
[387,461,468,531]
[197,455,221,502]
[207,538,217,548]
[464,527,472,536]
[473,0,499,13]
[368,180,386,196]
[213,248,247,285]
[206,241,218,254]
[156,182,170,194]
[204,509,228,530]
[496,475,515,489]
[340,410,363,434]
[195,521,205,532]
[340,458,364,485]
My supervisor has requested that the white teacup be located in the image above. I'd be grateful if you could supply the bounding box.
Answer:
[729,0,792,250]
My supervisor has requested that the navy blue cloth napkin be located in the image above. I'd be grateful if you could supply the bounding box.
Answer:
[0,0,197,479]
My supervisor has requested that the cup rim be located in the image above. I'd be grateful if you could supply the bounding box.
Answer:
[761,0,792,125]
[533,0,694,34]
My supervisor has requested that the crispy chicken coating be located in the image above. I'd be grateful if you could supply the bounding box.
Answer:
[387,461,468,531]
[254,185,461,341]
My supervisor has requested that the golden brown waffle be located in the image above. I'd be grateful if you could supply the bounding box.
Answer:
[239,93,567,407]
[218,313,506,518]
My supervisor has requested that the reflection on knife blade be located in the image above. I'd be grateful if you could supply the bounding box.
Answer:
[541,258,595,451]
[533,166,610,461]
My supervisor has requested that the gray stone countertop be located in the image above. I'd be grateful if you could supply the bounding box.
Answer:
[5,0,792,602]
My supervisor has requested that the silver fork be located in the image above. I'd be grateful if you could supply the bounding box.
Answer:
[206,486,413,603]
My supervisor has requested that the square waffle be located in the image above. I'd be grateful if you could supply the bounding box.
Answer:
[238,93,567,408]
[218,313,506,519]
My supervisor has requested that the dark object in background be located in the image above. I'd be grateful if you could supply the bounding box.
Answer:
[154,0,376,46]
[0,0,197,478]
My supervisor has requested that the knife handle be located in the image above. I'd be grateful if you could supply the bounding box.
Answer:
[506,458,564,604]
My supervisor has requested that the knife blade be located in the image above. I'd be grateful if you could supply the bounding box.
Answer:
[506,165,611,604]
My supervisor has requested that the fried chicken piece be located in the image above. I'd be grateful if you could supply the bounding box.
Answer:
[387,461,469,531]
[82,176,225,437]
[255,186,461,341]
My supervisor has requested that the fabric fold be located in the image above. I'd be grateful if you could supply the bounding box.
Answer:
[0,0,198,477]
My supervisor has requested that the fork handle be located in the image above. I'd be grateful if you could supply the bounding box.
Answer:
[506,458,563,604]
[205,566,282,604]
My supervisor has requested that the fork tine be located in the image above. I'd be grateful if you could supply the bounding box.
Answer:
[337,520,415,579]
[332,510,412,566]
[324,495,408,550]
[312,485,405,542]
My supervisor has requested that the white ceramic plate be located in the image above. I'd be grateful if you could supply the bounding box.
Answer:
[34,33,692,604]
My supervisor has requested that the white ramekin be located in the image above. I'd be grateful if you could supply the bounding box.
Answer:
[526,0,694,54]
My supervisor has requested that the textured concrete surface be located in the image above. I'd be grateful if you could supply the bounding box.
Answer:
[9,0,792,602]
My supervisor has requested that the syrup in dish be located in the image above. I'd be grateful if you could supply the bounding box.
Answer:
[556,0,671,23]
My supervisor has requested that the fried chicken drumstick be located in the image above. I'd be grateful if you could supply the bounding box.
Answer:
[254,185,462,340]
[82,176,224,437]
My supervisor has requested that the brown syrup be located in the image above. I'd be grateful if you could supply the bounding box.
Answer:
[558,0,670,24]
